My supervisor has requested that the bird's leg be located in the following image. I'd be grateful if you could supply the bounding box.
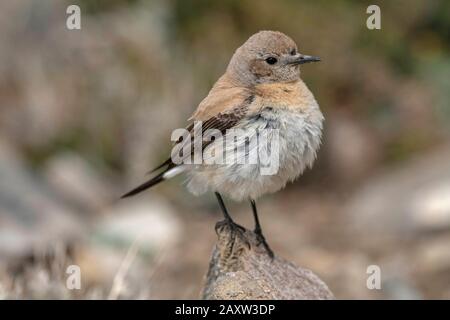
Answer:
[215,192,245,232]
[250,199,274,259]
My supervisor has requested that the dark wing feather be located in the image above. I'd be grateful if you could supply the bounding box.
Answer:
[121,95,254,198]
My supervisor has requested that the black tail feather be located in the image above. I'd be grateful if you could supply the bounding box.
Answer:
[121,171,165,198]
[145,158,172,175]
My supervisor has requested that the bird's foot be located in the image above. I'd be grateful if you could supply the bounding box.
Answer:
[215,218,246,235]
[254,229,274,260]
[215,218,251,251]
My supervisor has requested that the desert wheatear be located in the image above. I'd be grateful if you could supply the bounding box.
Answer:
[122,31,323,258]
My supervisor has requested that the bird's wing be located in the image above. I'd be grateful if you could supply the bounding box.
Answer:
[121,83,257,198]
[159,72,257,168]
[169,90,255,166]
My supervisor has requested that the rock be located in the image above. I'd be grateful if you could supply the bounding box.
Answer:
[345,145,450,236]
[413,235,450,275]
[43,152,115,212]
[409,182,450,231]
[294,248,374,299]
[202,221,334,300]
[383,277,422,300]
[94,197,181,256]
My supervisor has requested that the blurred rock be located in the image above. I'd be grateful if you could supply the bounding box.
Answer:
[409,182,450,230]
[78,197,182,298]
[43,152,115,213]
[346,145,450,236]
[383,278,422,300]
[291,247,370,299]
[75,243,152,299]
[413,235,450,275]
[94,197,181,256]
[0,140,84,260]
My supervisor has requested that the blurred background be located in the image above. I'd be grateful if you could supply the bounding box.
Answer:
[0,0,449,299]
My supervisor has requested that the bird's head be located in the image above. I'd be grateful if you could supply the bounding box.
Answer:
[227,30,320,86]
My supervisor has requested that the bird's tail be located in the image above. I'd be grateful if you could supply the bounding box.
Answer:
[121,165,184,198]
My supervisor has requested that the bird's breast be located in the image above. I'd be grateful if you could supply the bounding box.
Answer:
[186,83,324,201]
[252,79,317,113]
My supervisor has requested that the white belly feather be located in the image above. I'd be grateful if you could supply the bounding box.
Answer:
[186,106,324,201]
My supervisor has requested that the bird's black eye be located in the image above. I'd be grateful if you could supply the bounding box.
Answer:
[290,48,296,55]
[265,57,277,65]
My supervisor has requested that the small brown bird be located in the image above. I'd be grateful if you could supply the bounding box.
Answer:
[122,31,323,258]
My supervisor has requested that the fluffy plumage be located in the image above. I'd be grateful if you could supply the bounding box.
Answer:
[122,30,323,201]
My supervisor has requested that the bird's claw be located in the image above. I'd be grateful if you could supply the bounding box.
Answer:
[254,230,274,259]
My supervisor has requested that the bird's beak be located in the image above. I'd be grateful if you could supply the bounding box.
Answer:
[289,54,321,65]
